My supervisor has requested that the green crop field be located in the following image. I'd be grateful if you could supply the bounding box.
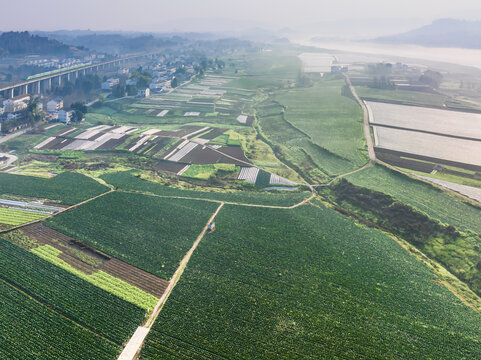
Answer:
[46,191,219,279]
[0,280,119,360]
[0,238,145,346]
[274,78,367,170]
[257,110,355,177]
[0,172,109,205]
[346,165,481,234]
[0,207,47,226]
[100,171,310,206]
[181,164,236,180]
[141,204,481,359]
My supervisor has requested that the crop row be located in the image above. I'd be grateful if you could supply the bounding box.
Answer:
[46,191,219,279]
[0,238,145,345]
[141,204,481,359]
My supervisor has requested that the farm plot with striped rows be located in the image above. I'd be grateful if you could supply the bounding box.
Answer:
[0,238,146,352]
[141,204,481,359]
[46,191,219,279]
[14,223,168,308]
[100,171,309,206]
[0,172,109,205]
[0,207,48,226]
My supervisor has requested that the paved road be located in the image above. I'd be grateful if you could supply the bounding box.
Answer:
[343,74,376,162]
[0,128,31,145]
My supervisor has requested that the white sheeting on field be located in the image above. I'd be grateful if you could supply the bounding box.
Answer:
[238,167,259,183]
[169,142,198,162]
[269,174,297,186]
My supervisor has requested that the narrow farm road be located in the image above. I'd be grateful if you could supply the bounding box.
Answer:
[117,189,314,210]
[0,153,18,169]
[312,161,373,188]
[343,73,376,162]
[0,127,32,144]
[117,202,225,360]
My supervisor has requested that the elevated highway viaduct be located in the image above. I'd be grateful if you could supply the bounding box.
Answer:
[0,52,160,99]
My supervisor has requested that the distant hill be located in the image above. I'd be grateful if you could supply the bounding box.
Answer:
[374,19,481,49]
[0,31,79,57]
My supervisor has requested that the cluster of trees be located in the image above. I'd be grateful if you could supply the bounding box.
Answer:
[70,102,87,122]
[419,70,443,89]
[0,32,73,57]
[129,69,152,88]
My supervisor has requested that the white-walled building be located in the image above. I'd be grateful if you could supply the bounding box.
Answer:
[101,78,120,90]
[58,109,73,124]
[118,68,129,75]
[137,88,150,98]
[46,98,63,113]
[149,81,167,91]
[3,95,30,113]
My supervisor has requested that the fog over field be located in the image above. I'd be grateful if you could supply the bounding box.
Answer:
[2,0,481,37]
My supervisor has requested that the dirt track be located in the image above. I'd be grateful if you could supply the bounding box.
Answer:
[117,202,225,360]
[343,73,376,162]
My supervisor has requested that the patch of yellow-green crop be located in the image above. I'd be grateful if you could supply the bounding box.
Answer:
[31,245,158,310]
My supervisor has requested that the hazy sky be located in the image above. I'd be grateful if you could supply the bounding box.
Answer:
[2,0,481,33]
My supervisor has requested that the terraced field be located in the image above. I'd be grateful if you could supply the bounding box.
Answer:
[141,204,481,359]
[274,78,367,170]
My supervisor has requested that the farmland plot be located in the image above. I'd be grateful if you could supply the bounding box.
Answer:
[273,78,367,173]
[0,238,146,346]
[0,280,120,360]
[35,125,137,151]
[141,204,481,359]
[0,172,109,205]
[46,191,219,279]
[346,165,481,234]
[374,126,481,167]
[367,101,481,139]
[16,223,167,307]
[0,207,47,227]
